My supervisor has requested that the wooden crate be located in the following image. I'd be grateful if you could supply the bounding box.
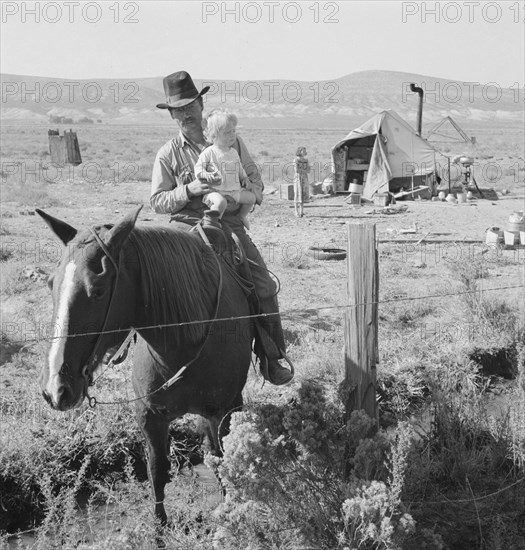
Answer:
[374,193,390,207]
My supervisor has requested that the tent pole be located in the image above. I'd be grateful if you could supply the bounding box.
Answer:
[448,157,451,193]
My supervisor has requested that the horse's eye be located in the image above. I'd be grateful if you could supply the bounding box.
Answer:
[87,286,107,300]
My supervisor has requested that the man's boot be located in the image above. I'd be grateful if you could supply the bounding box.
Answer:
[253,309,294,386]
[255,331,294,385]
[220,233,294,386]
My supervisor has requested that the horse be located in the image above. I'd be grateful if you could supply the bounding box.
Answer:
[36,206,253,526]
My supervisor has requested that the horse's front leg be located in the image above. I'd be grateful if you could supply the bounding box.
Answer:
[136,405,171,526]
[205,391,244,456]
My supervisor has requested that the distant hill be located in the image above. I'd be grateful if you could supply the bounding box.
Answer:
[0,70,521,131]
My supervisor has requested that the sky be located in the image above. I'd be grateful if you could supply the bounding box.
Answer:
[0,1,523,86]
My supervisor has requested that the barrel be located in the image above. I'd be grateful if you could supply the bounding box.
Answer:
[485,227,502,245]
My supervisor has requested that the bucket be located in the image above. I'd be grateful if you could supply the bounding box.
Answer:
[349,183,363,194]
[485,227,502,245]
[456,192,466,204]
[507,211,525,234]
[504,231,517,246]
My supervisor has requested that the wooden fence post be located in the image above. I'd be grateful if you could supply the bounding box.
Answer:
[343,223,379,423]
[48,129,82,167]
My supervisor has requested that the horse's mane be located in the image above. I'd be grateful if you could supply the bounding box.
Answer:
[125,226,220,346]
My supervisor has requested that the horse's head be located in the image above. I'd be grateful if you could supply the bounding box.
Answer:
[36,207,142,411]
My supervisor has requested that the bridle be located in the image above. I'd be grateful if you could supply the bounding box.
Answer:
[80,223,224,408]
[81,226,121,392]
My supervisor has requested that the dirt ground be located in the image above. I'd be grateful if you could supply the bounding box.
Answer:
[1,160,524,548]
[2,178,524,356]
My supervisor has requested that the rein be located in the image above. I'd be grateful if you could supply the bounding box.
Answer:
[84,223,223,408]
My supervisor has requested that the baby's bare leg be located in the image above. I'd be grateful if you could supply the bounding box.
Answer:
[203,192,227,217]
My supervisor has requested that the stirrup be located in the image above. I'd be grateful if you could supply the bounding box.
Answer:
[279,349,295,377]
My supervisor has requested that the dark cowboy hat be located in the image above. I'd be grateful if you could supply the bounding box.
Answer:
[156,71,210,110]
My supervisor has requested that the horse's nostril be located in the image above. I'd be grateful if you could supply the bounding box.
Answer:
[56,385,71,407]
[42,390,52,406]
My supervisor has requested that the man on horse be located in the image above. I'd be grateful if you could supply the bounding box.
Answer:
[150,71,293,386]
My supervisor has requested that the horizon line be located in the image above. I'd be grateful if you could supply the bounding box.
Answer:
[1,69,513,87]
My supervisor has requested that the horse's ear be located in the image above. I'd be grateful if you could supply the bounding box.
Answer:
[106,206,143,251]
[35,209,78,245]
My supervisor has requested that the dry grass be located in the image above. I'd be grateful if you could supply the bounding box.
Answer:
[1,122,524,547]
[0,260,34,296]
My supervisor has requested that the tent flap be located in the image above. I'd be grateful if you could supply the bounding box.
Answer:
[363,134,390,199]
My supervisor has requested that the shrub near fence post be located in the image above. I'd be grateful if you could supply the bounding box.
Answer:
[343,223,379,425]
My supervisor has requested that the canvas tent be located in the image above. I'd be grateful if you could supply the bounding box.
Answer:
[331,110,438,199]
[427,116,474,145]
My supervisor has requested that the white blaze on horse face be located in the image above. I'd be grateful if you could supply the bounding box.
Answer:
[47,261,77,398]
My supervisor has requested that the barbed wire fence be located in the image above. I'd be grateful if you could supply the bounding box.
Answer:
[2,283,524,346]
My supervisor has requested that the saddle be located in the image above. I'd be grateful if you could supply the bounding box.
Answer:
[196,216,285,373]
[102,214,292,384]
